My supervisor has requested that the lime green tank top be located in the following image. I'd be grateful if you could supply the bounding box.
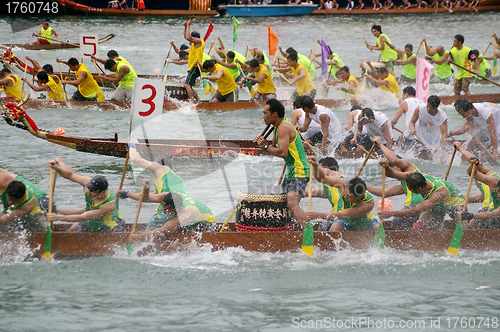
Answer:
[422,174,464,212]
[15,175,47,198]
[323,184,344,212]
[478,173,500,211]
[154,167,186,214]
[377,34,398,62]
[340,191,375,230]
[1,183,41,224]
[475,54,492,80]
[399,167,424,206]
[327,53,344,78]
[433,52,453,79]
[178,193,215,223]
[83,190,120,231]
[116,62,138,89]
[401,54,417,79]
[274,119,310,181]
[298,53,317,80]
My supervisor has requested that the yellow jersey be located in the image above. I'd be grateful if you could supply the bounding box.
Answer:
[75,63,105,101]
[214,64,237,96]
[46,76,65,101]
[291,62,315,96]
[379,73,400,98]
[188,39,205,71]
[255,65,275,94]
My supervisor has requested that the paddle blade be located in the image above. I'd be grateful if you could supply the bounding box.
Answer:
[374,223,385,249]
[202,79,216,96]
[301,221,314,257]
[493,58,498,75]
[447,220,463,256]
[43,225,52,261]
[246,80,256,98]
[126,242,133,255]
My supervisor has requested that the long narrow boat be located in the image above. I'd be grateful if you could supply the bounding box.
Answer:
[58,0,219,17]
[311,4,500,15]
[1,34,116,51]
[15,93,500,112]
[224,4,318,16]
[2,223,500,259]
[2,102,382,159]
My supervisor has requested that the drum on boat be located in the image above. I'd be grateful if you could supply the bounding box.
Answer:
[235,186,294,231]
[165,84,188,100]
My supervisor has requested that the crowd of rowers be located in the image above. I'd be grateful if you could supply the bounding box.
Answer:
[2,21,499,104]
[2,90,500,237]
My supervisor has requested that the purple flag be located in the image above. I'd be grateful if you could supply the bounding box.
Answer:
[321,39,331,78]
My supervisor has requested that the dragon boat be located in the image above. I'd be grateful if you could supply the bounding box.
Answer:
[1,34,116,51]
[2,223,500,259]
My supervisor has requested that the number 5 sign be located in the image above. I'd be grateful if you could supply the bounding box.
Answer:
[416,58,434,102]
[79,33,99,59]
[131,78,165,120]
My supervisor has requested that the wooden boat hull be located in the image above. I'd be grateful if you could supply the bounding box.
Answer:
[2,228,500,259]
[2,34,115,51]
[225,4,318,16]
[18,94,500,112]
[311,4,500,15]
[58,0,218,17]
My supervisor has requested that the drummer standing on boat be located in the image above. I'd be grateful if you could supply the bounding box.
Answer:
[183,18,205,102]
[448,34,472,96]
[31,22,58,45]
[56,58,105,102]
[365,25,398,65]
[254,99,310,229]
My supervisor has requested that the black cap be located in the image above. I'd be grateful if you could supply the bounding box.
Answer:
[191,31,200,38]
[84,175,108,192]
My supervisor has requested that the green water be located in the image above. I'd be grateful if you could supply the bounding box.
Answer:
[1,12,500,331]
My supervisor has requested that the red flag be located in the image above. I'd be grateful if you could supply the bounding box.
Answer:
[268,25,278,56]
[204,21,214,41]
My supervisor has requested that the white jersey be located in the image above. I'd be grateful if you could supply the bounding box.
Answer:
[308,104,344,143]
[351,109,367,135]
[296,109,322,139]
[363,111,394,144]
[403,97,425,140]
[415,105,447,150]
[471,102,500,139]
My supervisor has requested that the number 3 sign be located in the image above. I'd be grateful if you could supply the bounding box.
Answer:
[416,58,434,102]
[131,78,165,120]
[79,33,99,59]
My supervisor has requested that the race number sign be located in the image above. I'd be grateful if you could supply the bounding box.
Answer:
[131,78,165,120]
[79,33,99,59]
[416,58,434,102]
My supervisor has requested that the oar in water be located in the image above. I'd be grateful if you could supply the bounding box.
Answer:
[92,60,110,100]
[355,142,376,178]
[43,167,57,261]
[163,44,173,82]
[469,129,498,165]
[394,127,434,156]
[374,167,386,249]
[452,61,500,89]
[126,184,148,255]
[356,143,378,160]
[448,163,477,256]
[444,146,457,181]
[302,164,314,257]
[57,62,69,102]
[274,70,292,85]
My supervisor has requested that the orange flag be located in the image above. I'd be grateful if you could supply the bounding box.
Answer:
[268,25,278,56]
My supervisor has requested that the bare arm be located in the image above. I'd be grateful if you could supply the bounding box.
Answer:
[0,199,37,225]
[409,106,420,135]
[366,183,404,197]
[438,120,448,151]
[47,202,115,223]
[379,187,449,218]
[48,158,91,186]
[450,119,473,136]
[380,121,393,149]
[391,100,408,127]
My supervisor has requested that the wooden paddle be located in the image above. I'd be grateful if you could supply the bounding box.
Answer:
[448,163,476,256]
[126,185,148,255]
[301,164,314,257]
[355,142,376,178]
[469,129,497,163]
[43,167,57,261]
[415,40,423,56]
[452,61,500,88]
[33,34,79,47]
[356,143,378,160]
[163,44,173,82]
[57,62,69,102]
[119,150,130,191]
[444,146,457,181]
[275,70,292,85]
[483,43,491,56]
[92,60,110,100]
[393,126,433,155]
[374,167,386,249]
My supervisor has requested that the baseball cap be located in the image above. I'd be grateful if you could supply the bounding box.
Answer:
[191,31,200,38]
[84,175,108,192]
